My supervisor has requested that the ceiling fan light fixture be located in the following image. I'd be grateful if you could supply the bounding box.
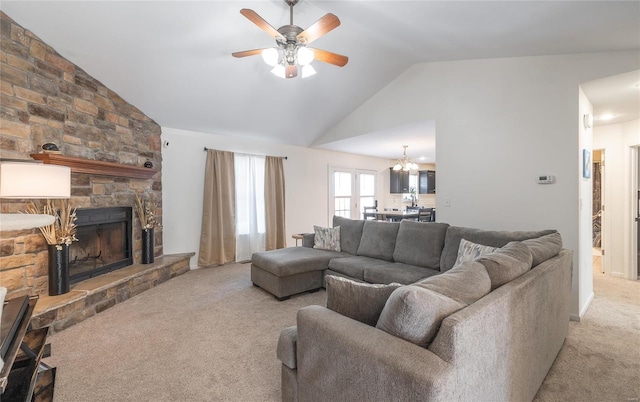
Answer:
[302,64,316,78]
[232,1,348,79]
[262,48,279,66]
[271,64,286,78]
[297,47,314,66]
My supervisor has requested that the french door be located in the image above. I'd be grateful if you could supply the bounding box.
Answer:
[329,167,377,222]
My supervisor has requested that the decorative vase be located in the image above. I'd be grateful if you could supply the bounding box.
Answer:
[142,228,154,264]
[48,243,69,296]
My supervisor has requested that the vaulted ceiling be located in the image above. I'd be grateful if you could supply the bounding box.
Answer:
[3,1,639,161]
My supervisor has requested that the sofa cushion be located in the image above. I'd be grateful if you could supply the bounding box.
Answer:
[376,285,466,348]
[333,216,365,255]
[326,275,402,326]
[392,220,450,269]
[328,256,388,281]
[277,326,298,369]
[252,247,348,277]
[476,241,534,290]
[522,232,562,266]
[440,226,557,272]
[415,261,491,305]
[363,262,440,285]
[313,225,341,252]
[356,220,400,261]
[454,238,497,265]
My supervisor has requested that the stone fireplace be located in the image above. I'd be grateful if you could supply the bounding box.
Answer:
[69,207,133,284]
[0,11,195,335]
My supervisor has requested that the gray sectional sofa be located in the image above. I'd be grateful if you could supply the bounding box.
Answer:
[251,216,556,299]
[250,216,573,401]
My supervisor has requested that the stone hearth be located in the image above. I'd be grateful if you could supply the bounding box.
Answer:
[30,253,193,334]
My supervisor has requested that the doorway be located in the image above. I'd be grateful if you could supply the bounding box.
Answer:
[328,167,378,222]
[636,146,640,278]
[592,149,604,274]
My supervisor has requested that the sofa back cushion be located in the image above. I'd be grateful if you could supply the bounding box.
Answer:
[522,232,563,266]
[415,261,491,305]
[356,220,400,261]
[392,220,449,269]
[325,275,402,326]
[333,216,365,255]
[376,285,466,348]
[476,241,533,290]
[440,226,557,272]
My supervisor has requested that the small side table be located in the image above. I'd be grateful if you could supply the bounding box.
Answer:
[292,234,304,246]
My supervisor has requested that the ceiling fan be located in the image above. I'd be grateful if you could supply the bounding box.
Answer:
[232,0,348,79]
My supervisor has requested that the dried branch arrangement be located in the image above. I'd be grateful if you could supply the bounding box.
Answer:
[135,194,160,230]
[25,199,78,246]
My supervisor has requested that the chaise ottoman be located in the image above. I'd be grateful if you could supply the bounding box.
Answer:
[251,247,348,300]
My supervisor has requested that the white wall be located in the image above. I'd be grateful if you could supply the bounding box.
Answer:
[594,119,640,280]
[318,50,639,319]
[160,127,393,268]
[577,87,594,318]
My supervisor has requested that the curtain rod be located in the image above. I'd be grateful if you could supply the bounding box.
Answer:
[203,147,287,160]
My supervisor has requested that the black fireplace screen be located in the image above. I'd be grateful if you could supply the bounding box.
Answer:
[68,207,133,284]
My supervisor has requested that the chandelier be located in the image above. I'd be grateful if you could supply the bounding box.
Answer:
[392,145,419,171]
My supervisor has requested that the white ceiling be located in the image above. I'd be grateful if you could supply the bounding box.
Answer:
[2,1,639,162]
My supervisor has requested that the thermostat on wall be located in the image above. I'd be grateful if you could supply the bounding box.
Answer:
[537,175,555,184]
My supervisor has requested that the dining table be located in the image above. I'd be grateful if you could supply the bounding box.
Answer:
[375,210,419,222]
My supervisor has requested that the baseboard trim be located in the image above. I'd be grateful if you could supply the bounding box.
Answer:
[571,291,595,322]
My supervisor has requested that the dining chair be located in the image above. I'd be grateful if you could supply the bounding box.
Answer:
[418,208,433,222]
[363,206,377,220]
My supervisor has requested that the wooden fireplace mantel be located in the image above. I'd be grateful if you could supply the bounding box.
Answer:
[30,153,157,179]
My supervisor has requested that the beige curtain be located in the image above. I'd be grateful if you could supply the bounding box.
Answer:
[264,156,286,250]
[199,150,236,266]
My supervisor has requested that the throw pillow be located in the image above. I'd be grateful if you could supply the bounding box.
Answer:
[454,238,497,265]
[475,241,533,290]
[326,275,402,326]
[313,225,341,252]
[522,232,562,266]
[415,261,491,305]
[376,285,466,348]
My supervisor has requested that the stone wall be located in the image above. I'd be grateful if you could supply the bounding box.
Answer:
[0,11,163,298]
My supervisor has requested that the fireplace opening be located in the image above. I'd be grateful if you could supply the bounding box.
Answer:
[69,207,133,284]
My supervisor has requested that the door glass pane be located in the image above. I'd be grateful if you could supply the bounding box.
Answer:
[359,173,376,219]
[335,197,351,218]
[335,172,352,196]
[360,174,375,196]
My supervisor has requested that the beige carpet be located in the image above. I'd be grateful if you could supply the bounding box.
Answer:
[44,263,639,401]
[534,271,640,402]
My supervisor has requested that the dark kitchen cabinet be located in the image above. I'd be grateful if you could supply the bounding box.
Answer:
[419,170,436,194]
[389,168,410,193]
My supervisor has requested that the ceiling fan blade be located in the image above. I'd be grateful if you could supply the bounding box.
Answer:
[285,65,298,79]
[297,13,340,44]
[232,49,267,58]
[240,8,283,39]
[311,48,348,67]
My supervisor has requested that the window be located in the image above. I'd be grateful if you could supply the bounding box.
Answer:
[403,173,418,201]
[235,154,266,261]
